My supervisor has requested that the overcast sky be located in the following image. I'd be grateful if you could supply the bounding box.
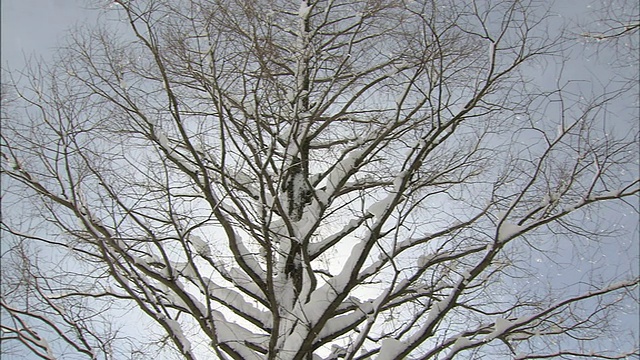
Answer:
[0,1,594,64]
[1,0,101,69]
[2,1,623,91]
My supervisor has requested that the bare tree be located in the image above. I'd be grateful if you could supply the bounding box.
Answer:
[1,0,638,359]
[579,0,639,43]
[577,0,639,90]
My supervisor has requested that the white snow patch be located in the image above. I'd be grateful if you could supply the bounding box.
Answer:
[305,282,336,324]
[189,234,211,257]
[325,148,365,197]
[234,235,266,280]
[309,215,359,255]
[460,270,472,284]
[393,171,407,192]
[157,130,170,149]
[30,334,55,358]
[298,0,311,19]
[488,41,496,62]
[417,253,434,267]
[494,317,512,332]
[451,336,473,352]
[328,239,367,293]
[486,317,513,340]
[556,124,564,140]
[497,222,523,242]
[282,328,306,358]
[164,318,192,354]
[367,194,394,218]
[215,317,266,360]
[423,298,450,327]
[378,338,405,360]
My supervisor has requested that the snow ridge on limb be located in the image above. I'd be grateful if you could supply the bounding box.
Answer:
[308,214,372,259]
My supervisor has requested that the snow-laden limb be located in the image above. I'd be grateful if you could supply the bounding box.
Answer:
[214,311,269,360]
[377,338,406,360]
[497,222,524,242]
[449,337,473,354]
[315,299,374,340]
[205,281,272,330]
[0,305,58,360]
[324,238,369,299]
[230,234,267,285]
[205,257,268,305]
[308,215,371,259]
[188,234,212,257]
[280,235,382,359]
[486,318,514,340]
[163,317,193,355]
[320,147,366,204]
[367,193,395,218]
[146,253,272,333]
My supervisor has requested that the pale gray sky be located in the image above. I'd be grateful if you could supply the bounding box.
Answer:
[1,0,100,69]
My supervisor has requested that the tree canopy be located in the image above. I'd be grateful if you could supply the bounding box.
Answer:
[1,0,638,359]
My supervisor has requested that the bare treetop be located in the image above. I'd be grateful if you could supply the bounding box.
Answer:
[1,1,638,359]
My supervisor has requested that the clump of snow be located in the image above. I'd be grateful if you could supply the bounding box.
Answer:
[393,171,407,192]
[326,239,367,295]
[156,130,171,150]
[189,234,211,257]
[297,3,312,23]
[29,333,55,358]
[417,253,434,267]
[304,281,337,324]
[282,328,306,358]
[494,317,512,332]
[486,317,513,340]
[367,194,394,218]
[425,299,446,324]
[214,316,266,360]
[488,41,496,62]
[164,318,192,355]
[451,336,473,352]
[324,148,365,197]
[556,124,564,140]
[378,338,405,360]
[234,235,266,280]
[497,222,523,242]
[460,270,472,285]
